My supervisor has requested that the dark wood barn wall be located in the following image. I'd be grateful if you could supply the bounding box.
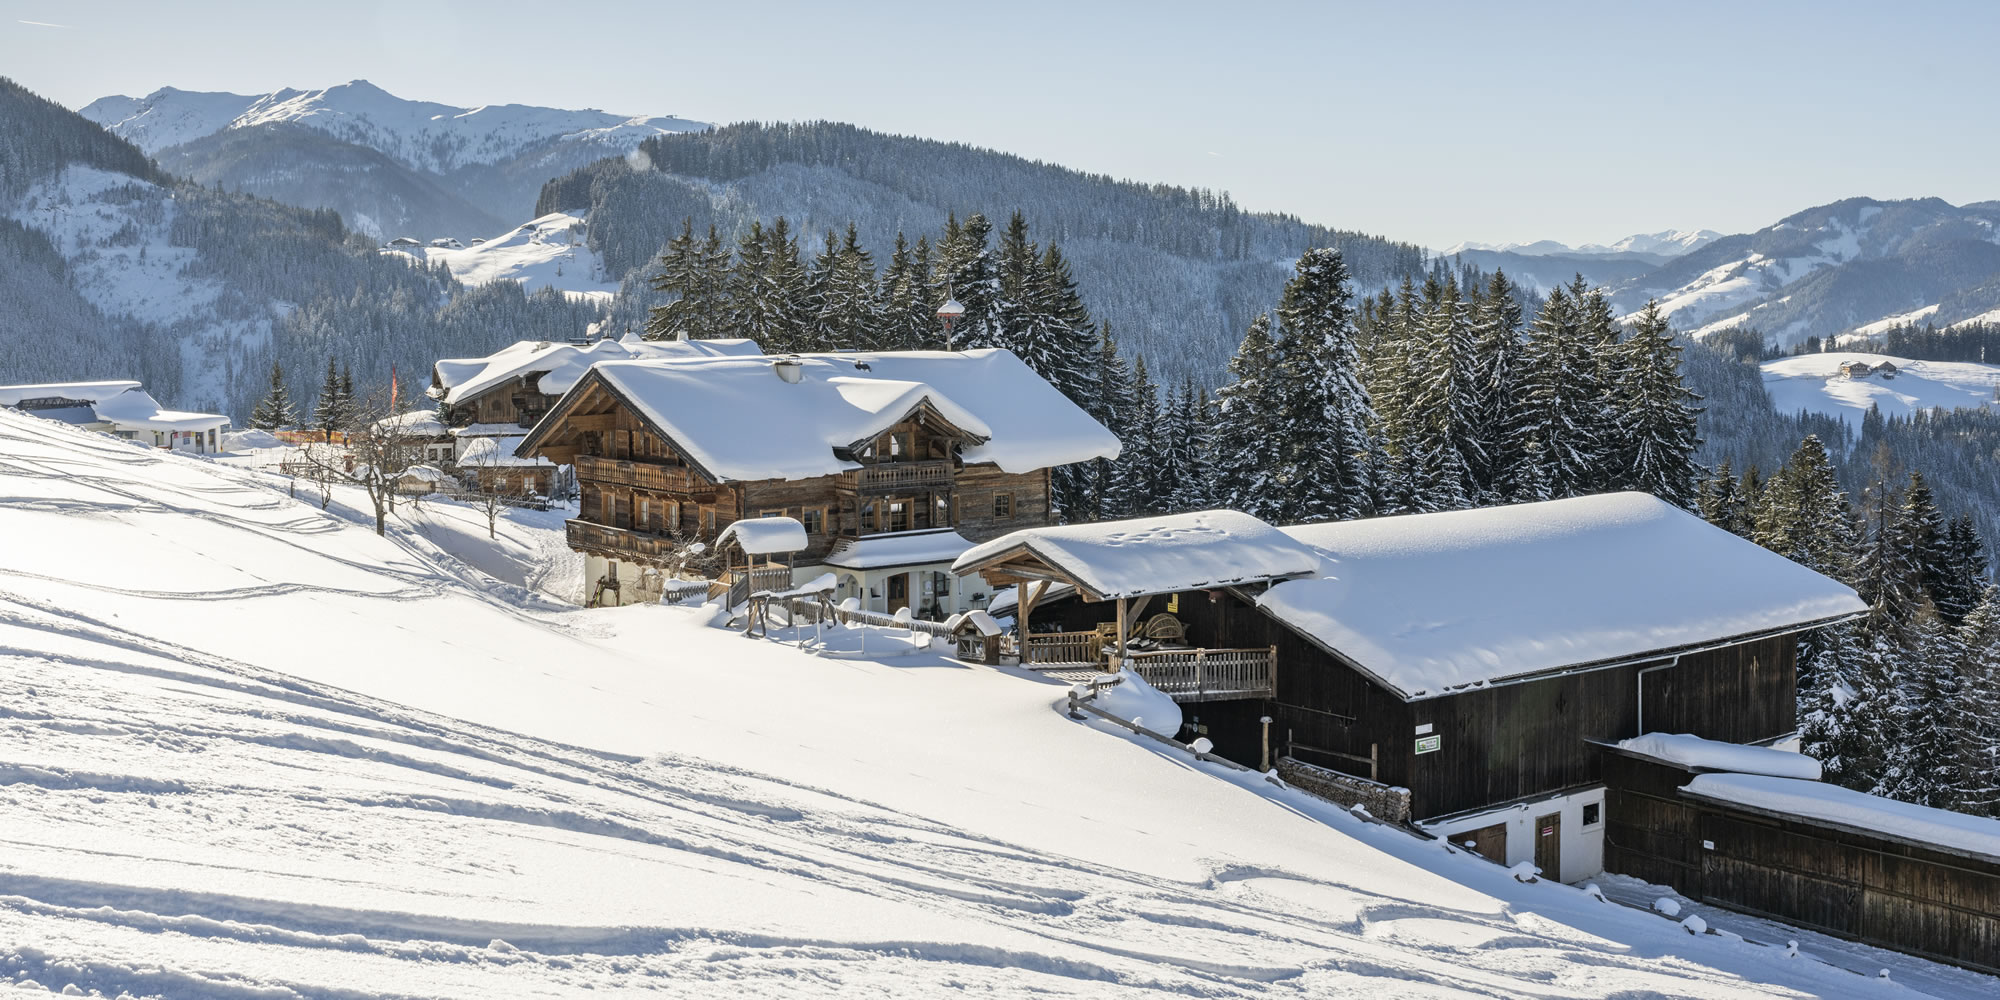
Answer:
[1604,752,2000,974]
[1041,592,1800,821]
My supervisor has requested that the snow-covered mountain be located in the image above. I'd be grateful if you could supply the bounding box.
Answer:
[79,80,709,237]
[83,80,708,173]
[1609,198,2000,347]
[1440,229,1722,258]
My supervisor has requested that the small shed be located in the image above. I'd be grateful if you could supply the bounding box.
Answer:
[947,609,1005,664]
[392,464,450,496]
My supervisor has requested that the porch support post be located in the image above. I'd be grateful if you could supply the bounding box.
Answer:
[1113,597,1128,673]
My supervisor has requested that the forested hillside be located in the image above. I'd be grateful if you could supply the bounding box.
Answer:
[0,78,599,418]
[535,121,1428,384]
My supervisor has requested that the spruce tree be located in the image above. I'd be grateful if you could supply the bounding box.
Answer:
[1697,460,1749,536]
[312,356,343,442]
[1128,356,1166,514]
[1939,515,1991,622]
[1083,322,1138,521]
[1953,589,2000,815]
[645,218,705,340]
[1271,248,1375,522]
[1469,270,1527,502]
[1515,286,1606,499]
[1406,275,1475,511]
[1752,436,1854,582]
[250,360,296,431]
[1613,301,1703,507]
[1210,312,1286,520]
[937,213,1000,349]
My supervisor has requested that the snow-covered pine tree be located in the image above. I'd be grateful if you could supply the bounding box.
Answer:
[1612,300,1702,508]
[1271,248,1376,522]
[249,360,296,431]
[1406,274,1474,511]
[312,356,342,443]
[761,218,812,353]
[1953,589,2000,815]
[1517,286,1607,499]
[644,218,704,340]
[1210,312,1286,521]
[1151,378,1193,514]
[1362,276,1419,514]
[1127,355,1167,515]
[1939,515,1991,623]
[809,223,880,351]
[877,231,932,351]
[1855,479,1920,628]
[1697,460,1749,536]
[937,213,1000,350]
[1469,270,1527,502]
[337,364,355,426]
[1752,435,1855,582]
[1576,279,1627,492]
[1083,322,1138,521]
[1876,607,1966,808]
[1798,620,1870,785]
[1163,376,1215,512]
[1901,472,1955,616]
[727,219,770,339]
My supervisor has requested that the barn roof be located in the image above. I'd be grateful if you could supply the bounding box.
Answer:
[952,510,1323,602]
[431,334,762,406]
[539,349,1119,482]
[0,380,228,433]
[1260,493,1868,701]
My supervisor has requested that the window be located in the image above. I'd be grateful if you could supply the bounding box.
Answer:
[888,431,911,459]
[802,508,824,535]
[639,498,651,532]
[889,500,909,533]
[861,501,878,532]
[994,493,1013,519]
[704,509,718,535]
[760,509,785,518]
[1581,802,1602,828]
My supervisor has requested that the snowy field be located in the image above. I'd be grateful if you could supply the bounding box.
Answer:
[1761,353,2000,428]
[0,409,1991,997]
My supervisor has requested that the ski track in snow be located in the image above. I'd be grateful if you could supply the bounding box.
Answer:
[0,411,1988,997]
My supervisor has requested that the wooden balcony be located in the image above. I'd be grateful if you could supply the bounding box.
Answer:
[566,519,684,563]
[1020,630,1105,667]
[576,454,710,495]
[1125,647,1278,703]
[848,460,952,494]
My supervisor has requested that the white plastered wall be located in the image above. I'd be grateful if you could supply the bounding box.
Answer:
[1419,786,1607,884]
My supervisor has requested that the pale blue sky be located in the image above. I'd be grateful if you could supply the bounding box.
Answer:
[5,0,1996,249]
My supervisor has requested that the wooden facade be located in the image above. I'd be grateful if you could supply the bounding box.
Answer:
[524,374,1055,572]
[1602,750,2000,974]
[1034,587,1803,822]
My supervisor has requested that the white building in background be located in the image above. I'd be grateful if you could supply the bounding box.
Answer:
[0,380,230,452]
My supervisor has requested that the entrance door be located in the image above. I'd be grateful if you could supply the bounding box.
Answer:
[886,573,909,613]
[1462,823,1508,865]
[1534,812,1563,881]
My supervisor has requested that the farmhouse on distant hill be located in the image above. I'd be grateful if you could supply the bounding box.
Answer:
[955,495,1867,884]
[517,349,1119,609]
[0,380,230,453]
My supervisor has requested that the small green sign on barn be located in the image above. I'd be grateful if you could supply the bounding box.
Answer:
[1415,734,1442,755]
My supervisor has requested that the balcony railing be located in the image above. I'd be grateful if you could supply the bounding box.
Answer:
[576,454,708,494]
[566,519,685,562]
[1124,647,1278,703]
[1019,630,1105,666]
[850,460,952,494]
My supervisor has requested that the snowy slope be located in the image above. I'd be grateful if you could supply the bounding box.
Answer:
[84,81,708,172]
[387,212,621,302]
[4,411,1980,997]
[1760,353,2000,427]
[1439,230,1720,258]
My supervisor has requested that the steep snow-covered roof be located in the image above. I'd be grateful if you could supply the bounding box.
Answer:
[1615,733,1823,780]
[458,435,551,468]
[373,409,446,436]
[1684,773,2000,861]
[432,334,763,406]
[717,517,808,556]
[1260,493,1867,700]
[584,350,1119,481]
[0,380,228,433]
[822,529,975,570]
[953,510,1322,602]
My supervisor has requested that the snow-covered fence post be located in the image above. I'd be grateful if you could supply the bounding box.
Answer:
[1260,715,1273,773]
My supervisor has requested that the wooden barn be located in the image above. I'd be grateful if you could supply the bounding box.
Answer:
[954,494,1867,884]
[1600,734,2000,973]
[516,349,1120,609]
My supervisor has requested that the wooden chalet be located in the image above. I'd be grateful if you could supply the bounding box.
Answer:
[955,494,1867,885]
[515,349,1120,610]
[428,333,762,495]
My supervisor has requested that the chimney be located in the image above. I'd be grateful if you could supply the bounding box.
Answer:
[772,358,804,384]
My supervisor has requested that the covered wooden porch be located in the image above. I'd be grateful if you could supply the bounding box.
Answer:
[950,512,1323,704]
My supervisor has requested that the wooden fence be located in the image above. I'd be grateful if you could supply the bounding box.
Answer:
[1020,630,1104,666]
